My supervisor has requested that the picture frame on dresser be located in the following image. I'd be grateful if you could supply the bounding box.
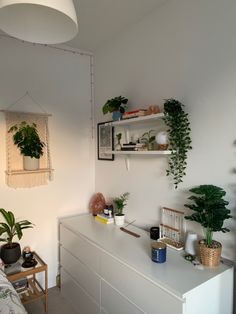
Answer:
[97,122,114,161]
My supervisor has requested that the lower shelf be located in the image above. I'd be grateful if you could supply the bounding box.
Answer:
[6,168,54,175]
[19,278,46,304]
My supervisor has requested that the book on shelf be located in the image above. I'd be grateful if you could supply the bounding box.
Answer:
[121,143,146,151]
[95,214,114,224]
[123,109,147,119]
[12,277,29,294]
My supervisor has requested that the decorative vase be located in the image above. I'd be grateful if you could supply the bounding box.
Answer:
[114,214,125,226]
[185,232,198,255]
[112,111,122,121]
[199,240,222,267]
[147,142,155,151]
[115,141,122,151]
[155,131,168,150]
[23,156,39,170]
[0,243,21,264]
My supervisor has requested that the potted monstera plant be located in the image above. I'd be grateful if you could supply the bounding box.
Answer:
[102,96,128,121]
[184,185,231,267]
[0,208,34,264]
[8,121,45,170]
[113,192,129,226]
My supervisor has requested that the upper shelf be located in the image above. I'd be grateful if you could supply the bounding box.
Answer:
[104,112,164,126]
[109,150,171,155]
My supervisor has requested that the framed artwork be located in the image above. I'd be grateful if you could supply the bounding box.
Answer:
[97,122,114,161]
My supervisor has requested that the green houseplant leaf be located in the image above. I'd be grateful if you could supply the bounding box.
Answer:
[163,99,192,189]
[0,208,34,245]
[102,96,128,114]
[8,121,45,159]
[184,185,231,246]
[113,192,130,216]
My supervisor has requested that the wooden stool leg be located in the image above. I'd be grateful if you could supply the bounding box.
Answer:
[45,267,48,313]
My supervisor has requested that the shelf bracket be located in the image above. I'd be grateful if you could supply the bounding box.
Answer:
[125,155,130,171]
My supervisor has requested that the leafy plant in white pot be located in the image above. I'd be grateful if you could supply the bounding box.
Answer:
[8,121,45,170]
[113,192,129,226]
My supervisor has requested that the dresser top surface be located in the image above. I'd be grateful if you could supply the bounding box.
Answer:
[60,214,233,298]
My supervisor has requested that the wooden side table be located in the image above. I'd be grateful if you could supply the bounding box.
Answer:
[5,252,48,313]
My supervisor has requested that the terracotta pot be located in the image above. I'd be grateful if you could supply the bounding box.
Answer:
[0,243,21,264]
[199,240,222,267]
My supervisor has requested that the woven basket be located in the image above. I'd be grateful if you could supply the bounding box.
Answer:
[199,241,222,267]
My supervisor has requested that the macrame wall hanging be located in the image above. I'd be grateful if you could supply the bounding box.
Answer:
[2,93,53,188]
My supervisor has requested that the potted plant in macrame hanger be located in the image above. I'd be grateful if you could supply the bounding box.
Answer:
[102,96,128,121]
[113,192,129,226]
[163,99,192,189]
[8,121,45,171]
[0,208,34,264]
[184,185,231,267]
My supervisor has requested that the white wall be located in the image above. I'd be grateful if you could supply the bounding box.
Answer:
[0,36,94,287]
[94,0,236,262]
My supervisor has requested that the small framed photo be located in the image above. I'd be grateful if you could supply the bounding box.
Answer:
[97,122,114,161]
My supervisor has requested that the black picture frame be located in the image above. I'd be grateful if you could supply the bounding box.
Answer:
[97,122,114,161]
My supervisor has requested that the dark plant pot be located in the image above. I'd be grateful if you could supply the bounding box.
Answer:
[0,243,21,264]
[112,111,122,121]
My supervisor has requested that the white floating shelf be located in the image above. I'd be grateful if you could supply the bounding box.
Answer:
[109,150,171,155]
[104,112,164,126]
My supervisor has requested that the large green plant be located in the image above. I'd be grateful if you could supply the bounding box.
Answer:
[184,185,231,246]
[163,99,192,188]
[8,121,45,159]
[0,208,34,247]
[113,192,130,216]
[102,96,128,114]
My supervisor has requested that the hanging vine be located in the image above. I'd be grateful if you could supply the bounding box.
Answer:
[163,99,192,189]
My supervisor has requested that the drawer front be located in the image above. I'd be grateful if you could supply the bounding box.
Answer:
[101,252,184,314]
[61,268,100,314]
[101,280,143,314]
[61,246,100,303]
[60,224,100,273]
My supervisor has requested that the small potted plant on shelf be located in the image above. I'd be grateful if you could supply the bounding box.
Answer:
[163,98,192,189]
[113,192,129,226]
[184,185,231,267]
[140,130,156,150]
[0,208,34,264]
[8,121,45,171]
[102,96,128,121]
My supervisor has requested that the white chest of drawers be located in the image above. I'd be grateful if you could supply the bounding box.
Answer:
[59,214,234,314]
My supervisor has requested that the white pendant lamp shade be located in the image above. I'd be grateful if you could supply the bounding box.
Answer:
[0,0,78,44]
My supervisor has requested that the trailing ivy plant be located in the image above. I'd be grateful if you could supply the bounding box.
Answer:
[163,99,192,188]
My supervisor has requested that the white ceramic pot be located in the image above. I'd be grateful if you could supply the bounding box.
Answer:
[114,214,125,226]
[23,156,39,171]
